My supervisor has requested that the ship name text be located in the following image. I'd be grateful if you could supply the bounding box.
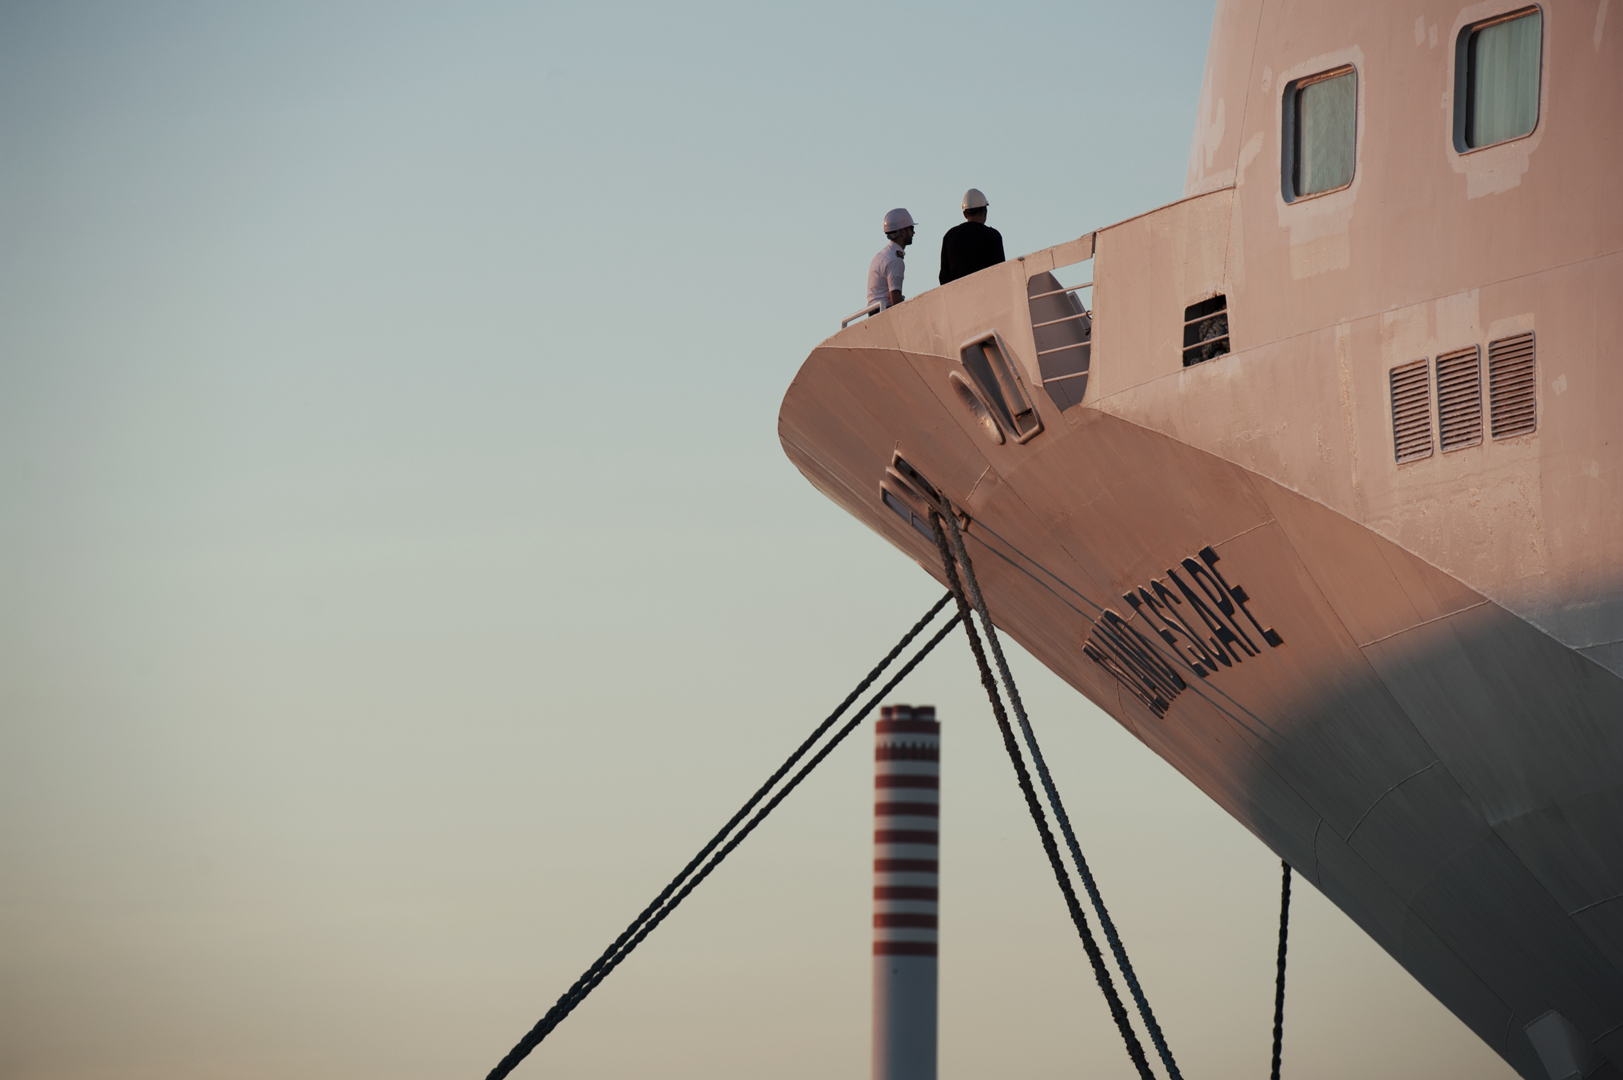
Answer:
[1082,546,1283,718]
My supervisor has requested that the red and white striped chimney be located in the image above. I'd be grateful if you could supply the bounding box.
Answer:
[873,704,939,1080]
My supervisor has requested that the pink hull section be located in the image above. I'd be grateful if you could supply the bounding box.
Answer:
[781,2,1622,1073]
[782,344,1623,1077]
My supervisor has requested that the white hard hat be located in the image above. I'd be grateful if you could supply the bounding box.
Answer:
[961,188,989,211]
[883,208,915,233]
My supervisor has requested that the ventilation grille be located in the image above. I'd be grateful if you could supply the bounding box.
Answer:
[1436,346,1483,452]
[1489,331,1537,438]
[1390,359,1434,463]
[1182,295,1230,366]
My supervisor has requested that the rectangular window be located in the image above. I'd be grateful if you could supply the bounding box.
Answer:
[1182,295,1229,366]
[1457,8,1542,149]
[1284,67,1356,200]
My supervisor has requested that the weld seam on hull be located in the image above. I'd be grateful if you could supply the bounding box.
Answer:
[1206,516,1278,552]
[965,518,1300,777]
[1569,892,1623,917]
[1344,761,1439,843]
[1092,246,1623,409]
[1358,600,1492,648]
[968,520,1106,617]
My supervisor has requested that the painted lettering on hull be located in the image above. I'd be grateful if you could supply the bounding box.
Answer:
[1084,546,1283,717]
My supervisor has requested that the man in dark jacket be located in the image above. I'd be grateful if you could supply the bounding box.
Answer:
[939,188,1006,285]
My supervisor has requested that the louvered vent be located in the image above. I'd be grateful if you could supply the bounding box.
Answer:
[1390,359,1433,463]
[1489,331,1537,438]
[1435,346,1483,452]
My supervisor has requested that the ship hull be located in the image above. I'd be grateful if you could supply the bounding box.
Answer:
[781,330,1623,1078]
[782,2,1623,1067]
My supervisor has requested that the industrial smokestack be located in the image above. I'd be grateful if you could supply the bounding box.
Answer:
[873,704,939,1080]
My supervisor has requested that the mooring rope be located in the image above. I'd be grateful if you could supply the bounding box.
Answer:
[927,507,1156,1080]
[485,594,959,1079]
[934,506,1183,1080]
[1271,860,1292,1080]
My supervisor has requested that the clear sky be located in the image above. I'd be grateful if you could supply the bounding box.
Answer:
[0,3,1518,1079]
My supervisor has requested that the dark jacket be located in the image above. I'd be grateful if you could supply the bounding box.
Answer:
[939,221,1006,285]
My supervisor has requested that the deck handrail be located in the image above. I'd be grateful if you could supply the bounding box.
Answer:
[1027,281,1093,301]
[841,301,882,329]
[1031,311,1092,330]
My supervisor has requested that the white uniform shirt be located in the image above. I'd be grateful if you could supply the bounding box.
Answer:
[867,241,906,310]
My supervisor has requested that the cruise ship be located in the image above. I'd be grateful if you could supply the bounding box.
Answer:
[777,3,1622,1077]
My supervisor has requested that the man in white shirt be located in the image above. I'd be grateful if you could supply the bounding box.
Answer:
[867,208,915,312]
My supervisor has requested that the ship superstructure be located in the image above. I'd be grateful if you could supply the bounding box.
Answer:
[778,2,1623,1076]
